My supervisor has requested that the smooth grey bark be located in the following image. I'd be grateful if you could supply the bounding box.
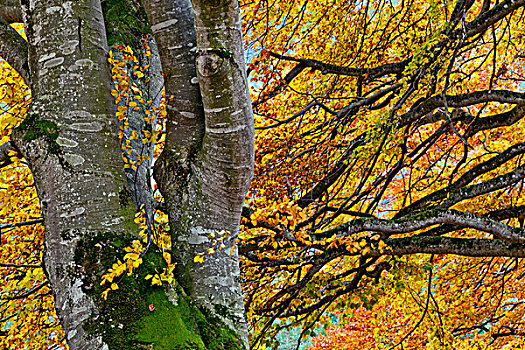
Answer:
[316,209,525,244]
[369,236,525,258]
[190,0,253,341]
[143,0,253,345]
[141,0,204,163]
[11,1,131,348]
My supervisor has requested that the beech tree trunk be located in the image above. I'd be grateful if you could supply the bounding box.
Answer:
[12,1,132,348]
[1,0,253,348]
[143,0,253,345]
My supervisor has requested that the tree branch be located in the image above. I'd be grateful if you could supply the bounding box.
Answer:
[441,164,525,208]
[252,60,306,109]
[374,236,525,258]
[462,0,525,39]
[0,0,22,23]
[399,90,525,127]
[415,205,525,237]
[318,209,525,244]
[0,218,44,230]
[397,142,525,216]
[297,135,366,208]
[466,105,525,138]
[0,141,19,169]
[0,263,41,268]
[2,282,48,301]
[269,52,410,81]
[0,15,29,84]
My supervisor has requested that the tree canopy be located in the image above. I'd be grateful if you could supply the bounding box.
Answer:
[2,0,525,349]
[239,0,525,348]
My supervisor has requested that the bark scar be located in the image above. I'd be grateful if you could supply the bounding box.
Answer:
[196,52,223,77]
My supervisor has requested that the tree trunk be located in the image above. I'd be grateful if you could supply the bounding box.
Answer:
[11,0,132,348]
[143,0,253,346]
[187,0,254,343]
[0,0,22,23]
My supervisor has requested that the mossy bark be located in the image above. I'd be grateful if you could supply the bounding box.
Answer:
[74,232,244,350]
[142,0,253,347]
[12,1,135,348]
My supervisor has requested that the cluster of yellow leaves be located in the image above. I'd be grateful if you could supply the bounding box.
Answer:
[99,207,174,300]
[193,229,232,264]
[248,198,305,229]
[100,237,144,299]
[144,263,176,287]
[99,45,175,300]
[108,42,166,171]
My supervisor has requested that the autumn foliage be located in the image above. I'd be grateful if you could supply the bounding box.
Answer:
[239,0,525,348]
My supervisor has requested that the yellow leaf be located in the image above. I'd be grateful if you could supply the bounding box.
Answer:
[124,252,139,261]
[132,258,142,268]
[101,288,110,300]
[163,252,171,265]
[194,253,204,264]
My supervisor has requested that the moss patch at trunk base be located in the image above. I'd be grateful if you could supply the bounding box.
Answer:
[74,231,245,349]
[135,287,206,350]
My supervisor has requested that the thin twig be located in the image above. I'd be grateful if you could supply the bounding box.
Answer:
[390,255,434,349]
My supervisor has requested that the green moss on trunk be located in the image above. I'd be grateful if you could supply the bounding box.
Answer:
[102,0,151,50]
[14,113,60,153]
[74,231,244,349]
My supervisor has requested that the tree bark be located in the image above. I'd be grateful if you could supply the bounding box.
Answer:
[143,0,253,346]
[0,0,22,23]
[11,0,131,348]
[189,0,254,342]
